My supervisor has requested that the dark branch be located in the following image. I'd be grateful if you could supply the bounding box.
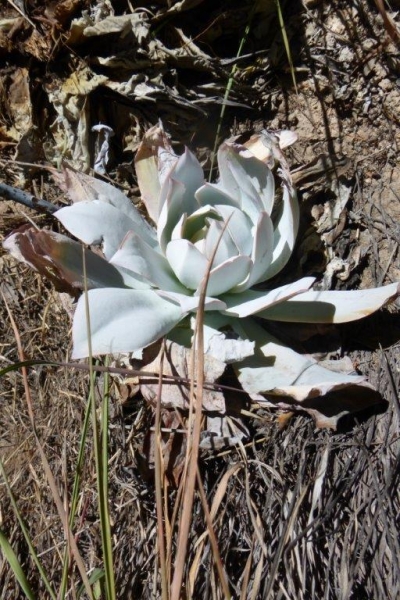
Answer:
[0,182,61,214]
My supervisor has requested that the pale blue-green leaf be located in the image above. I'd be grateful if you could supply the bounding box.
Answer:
[195,182,240,210]
[198,255,252,296]
[109,231,186,293]
[166,238,208,290]
[213,204,253,256]
[157,150,204,250]
[222,277,315,318]
[158,178,186,252]
[182,205,221,242]
[156,290,226,312]
[113,265,152,289]
[256,282,400,323]
[158,147,204,215]
[57,169,157,239]
[217,144,263,223]
[232,211,274,292]
[226,142,275,212]
[56,201,156,259]
[171,212,186,241]
[58,167,153,225]
[217,142,275,221]
[262,178,299,280]
[203,218,239,267]
[72,289,184,358]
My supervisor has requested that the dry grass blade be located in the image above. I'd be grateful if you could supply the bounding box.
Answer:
[195,468,231,599]
[170,218,234,599]
[170,264,207,600]
[374,0,400,43]
[189,464,242,595]
[209,5,255,179]
[154,341,169,600]
[1,292,95,600]
[5,0,36,29]
[58,379,93,599]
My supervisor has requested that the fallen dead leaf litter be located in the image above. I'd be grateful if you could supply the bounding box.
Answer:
[1,0,400,598]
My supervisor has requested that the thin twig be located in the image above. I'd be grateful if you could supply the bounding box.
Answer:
[0,182,60,214]
[6,0,37,29]
[0,359,251,397]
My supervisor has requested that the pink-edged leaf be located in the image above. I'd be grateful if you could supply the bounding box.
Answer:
[3,226,125,294]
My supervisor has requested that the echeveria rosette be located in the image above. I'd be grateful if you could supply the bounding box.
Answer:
[47,130,318,358]
[3,126,400,425]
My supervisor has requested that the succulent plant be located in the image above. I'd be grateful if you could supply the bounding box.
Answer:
[4,125,399,426]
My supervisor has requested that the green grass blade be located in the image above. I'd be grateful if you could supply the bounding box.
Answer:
[82,248,116,600]
[275,0,298,93]
[77,567,105,599]
[99,358,116,599]
[0,461,57,599]
[58,375,94,599]
[209,5,256,181]
[0,529,36,600]
[0,359,59,378]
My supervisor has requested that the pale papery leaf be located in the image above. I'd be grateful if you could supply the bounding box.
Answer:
[232,318,383,429]
[203,320,255,363]
[140,340,226,413]
[134,123,177,223]
[276,130,298,149]
[200,415,250,450]
[244,130,295,177]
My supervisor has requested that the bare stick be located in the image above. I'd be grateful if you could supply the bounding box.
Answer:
[0,182,60,214]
